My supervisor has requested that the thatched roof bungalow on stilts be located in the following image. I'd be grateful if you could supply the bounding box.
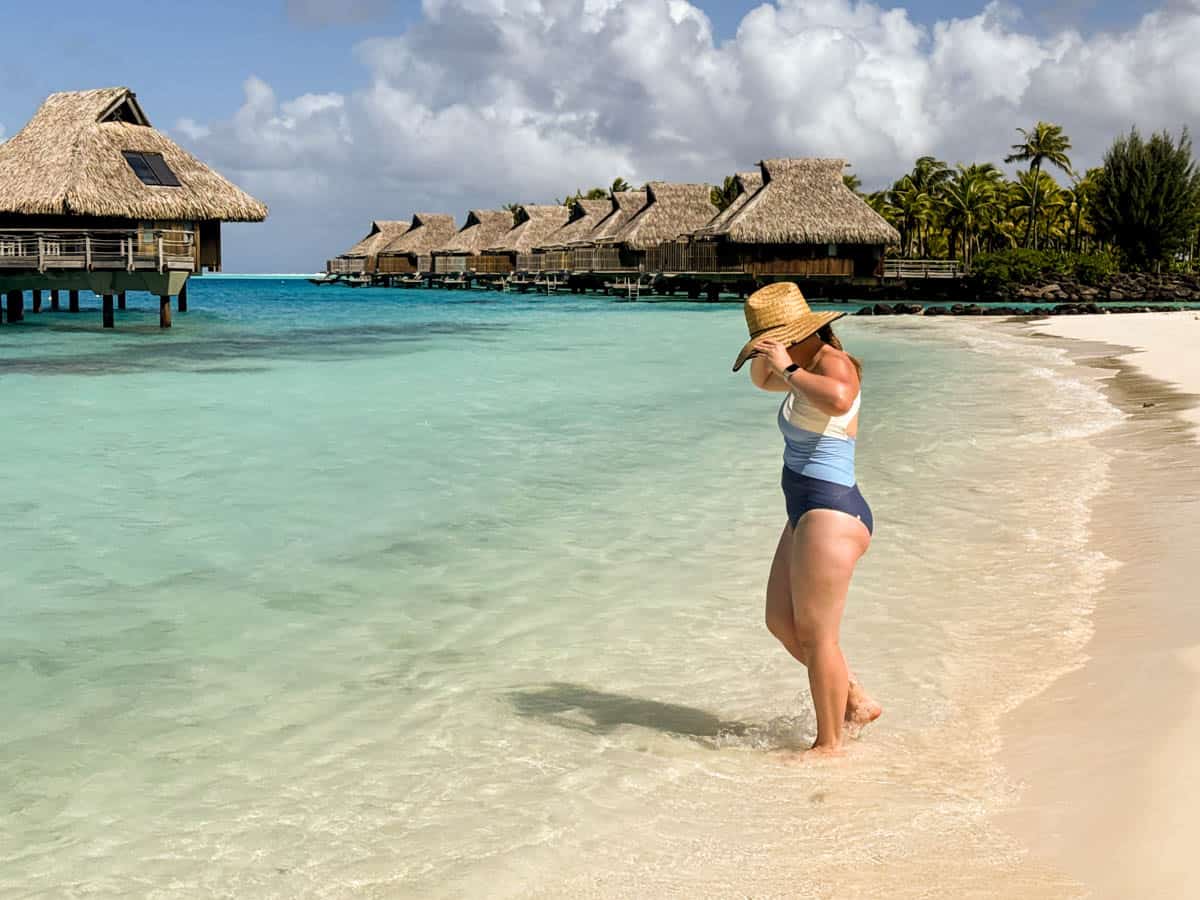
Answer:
[531,198,610,271]
[430,210,513,276]
[568,190,648,272]
[699,159,899,279]
[478,204,570,276]
[0,86,267,328]
[596,182,718,273]
[328,220,410,277]
[375,213,457,279]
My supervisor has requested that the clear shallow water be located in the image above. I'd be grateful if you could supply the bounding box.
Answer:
[1,281,1119,897]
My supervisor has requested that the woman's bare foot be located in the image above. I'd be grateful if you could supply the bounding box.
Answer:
[776,741,846,763]
[845,681,883,729]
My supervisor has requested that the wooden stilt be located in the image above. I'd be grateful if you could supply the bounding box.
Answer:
[50,289,61,311]
[706,284,720,302]
[117,291,127,311]
[32,289,42,313]
[6,290,24,322]
[159,295,172,329]
[69,290,80,313]
[102,294,114,328]
[177,281,188,312]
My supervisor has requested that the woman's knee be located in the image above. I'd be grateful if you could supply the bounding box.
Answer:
[792,622,839,654]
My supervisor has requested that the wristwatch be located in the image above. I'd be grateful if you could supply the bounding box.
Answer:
[783,363,800,375]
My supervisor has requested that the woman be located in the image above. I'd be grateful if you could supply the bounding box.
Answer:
[732,282,881,756]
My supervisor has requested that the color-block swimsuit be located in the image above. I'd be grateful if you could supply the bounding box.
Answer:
[778,380,874,534]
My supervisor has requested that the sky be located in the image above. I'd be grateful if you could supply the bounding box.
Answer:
[0,0,1190,272]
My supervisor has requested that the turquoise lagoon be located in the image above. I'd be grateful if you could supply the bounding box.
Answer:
[0,280,1119,896]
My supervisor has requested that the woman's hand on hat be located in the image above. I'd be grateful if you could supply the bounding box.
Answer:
[753,338,793,373]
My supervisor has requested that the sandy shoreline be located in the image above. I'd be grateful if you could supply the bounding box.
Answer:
[998,312,1200,898]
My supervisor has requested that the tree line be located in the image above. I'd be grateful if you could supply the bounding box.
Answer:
[861,122,1200,272]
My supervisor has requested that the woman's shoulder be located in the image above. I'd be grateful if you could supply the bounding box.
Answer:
[812,345,855,378]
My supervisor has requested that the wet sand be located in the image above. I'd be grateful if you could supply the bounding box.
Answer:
[998,313,1200,898]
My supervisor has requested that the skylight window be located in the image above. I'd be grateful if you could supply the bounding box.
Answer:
[122,151,181,187]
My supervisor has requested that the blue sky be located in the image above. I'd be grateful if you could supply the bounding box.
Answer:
[0,0,1184,271]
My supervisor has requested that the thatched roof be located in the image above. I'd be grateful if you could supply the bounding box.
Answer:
[713,159,899,245]
[574,190,648,247]
[0,87,267,221]
[535,198,611,250]
[379,213,458,256]
[434,209,513,255]
[694,171,763,238]
[342,220,410,258]
[603,182,719,250]
[485,204,571,253]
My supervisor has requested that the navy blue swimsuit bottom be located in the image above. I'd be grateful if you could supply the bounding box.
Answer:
[781,465,874,535]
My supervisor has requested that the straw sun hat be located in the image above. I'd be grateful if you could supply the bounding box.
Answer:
[732,282,844,372]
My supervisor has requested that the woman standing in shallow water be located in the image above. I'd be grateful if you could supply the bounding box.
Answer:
[732,283,882,756]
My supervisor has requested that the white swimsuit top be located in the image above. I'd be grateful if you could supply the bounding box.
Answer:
[780,387,860,439]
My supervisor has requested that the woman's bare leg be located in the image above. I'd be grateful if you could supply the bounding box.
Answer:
[789,511,872,751]
[765,523,881,727]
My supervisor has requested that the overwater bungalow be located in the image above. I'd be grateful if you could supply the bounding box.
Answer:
[478,205,571,277]
[596,182,718,273]
[327,220,410,279]
[430,210,513,279]
[697,158,899,279]
[567,190,648,272]
[0,86,267,327]
[532,198,611,272]
[375,213,457,280]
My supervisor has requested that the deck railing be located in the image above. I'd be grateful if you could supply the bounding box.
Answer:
[0,228,195,273]
[882,259,963,279]
[434,255,468,274]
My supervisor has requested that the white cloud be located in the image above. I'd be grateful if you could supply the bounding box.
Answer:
[179,0,1200,271]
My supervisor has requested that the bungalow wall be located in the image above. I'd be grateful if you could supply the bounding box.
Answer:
[376,255,420,277]
[719,243,883,278]
[474,254,515,275]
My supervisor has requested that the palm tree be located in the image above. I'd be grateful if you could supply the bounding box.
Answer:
[1005,122,1073,249]
[903,157,951,256]
[889,175,936,257]
[1008,169,1065,250]
[610,177,632,194]
[843,172,863,194]
[938,163,1002,267]
[711,175,739,211]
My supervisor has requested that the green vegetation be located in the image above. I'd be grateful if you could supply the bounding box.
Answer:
[711,175,739,211]
[866,121,1200,276]
[1091,128,1200,270]
[969,248,1117,291]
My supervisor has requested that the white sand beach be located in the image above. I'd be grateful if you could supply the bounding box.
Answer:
[1038,312,1200,437]
[1000,312,1200,899]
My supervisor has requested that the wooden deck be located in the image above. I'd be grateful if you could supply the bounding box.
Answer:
[0,228,196,273]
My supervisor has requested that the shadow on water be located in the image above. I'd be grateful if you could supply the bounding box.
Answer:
[507,682,809,750]
[0,320,511,376]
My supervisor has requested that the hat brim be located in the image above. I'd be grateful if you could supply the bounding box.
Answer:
[732,311,845,372]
